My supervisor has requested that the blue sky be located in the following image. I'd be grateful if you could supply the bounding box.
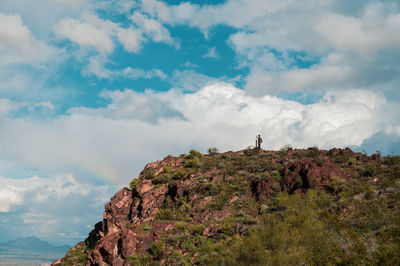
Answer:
[1,0,400,246]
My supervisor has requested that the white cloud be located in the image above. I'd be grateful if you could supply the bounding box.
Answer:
[117,27,145,53]
[245,63,356,95]
[84,56,114,79]
[131,12,175,45]
[72,89,184,123]
[54,17,114,54]
[140,0,171,22]
[0,13,61,65]
[0,173,110,244]
[203,47,219,59]
[82,56,167,80]
[0,84,395,188]
[314,7,400,54]
[139,0,400,96]
[54,10,179,55]
[0,174,101,213]
[122,67,167,80]
[172,70,240,92]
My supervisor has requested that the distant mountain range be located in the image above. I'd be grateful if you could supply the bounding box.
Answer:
[0,236,69,253]
[0,236,70,264]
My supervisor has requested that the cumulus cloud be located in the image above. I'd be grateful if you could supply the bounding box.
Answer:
[0,13,62,65]
[0,174,110,244]
[54,16,115,54]
[117,27,145,53]
[72,89,185,123]
[172,70,240,92]
[0,174,92,212]
[131,12,175,45]
[54,9,179,56]
[0,84,396,188]
[136,0,400,96]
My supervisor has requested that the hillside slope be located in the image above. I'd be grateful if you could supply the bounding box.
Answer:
[53,147,400,265]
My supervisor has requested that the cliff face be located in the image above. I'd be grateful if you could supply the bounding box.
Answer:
[54,147,400,265]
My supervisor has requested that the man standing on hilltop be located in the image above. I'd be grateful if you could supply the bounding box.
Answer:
[256,134,263,149]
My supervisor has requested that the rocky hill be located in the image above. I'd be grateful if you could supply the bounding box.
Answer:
[53,147,400,265]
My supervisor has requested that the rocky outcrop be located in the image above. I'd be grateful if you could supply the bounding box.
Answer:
[280,159,352,193]
[55,147,375,265]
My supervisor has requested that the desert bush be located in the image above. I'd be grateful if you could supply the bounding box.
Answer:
[200,182,222,196]
[184,158,200,168]
[362,163,377,177]
[202,157,218,169]
[325,176,341,194]
[383,156,400,166]
[190,224,204,235]
[171,169,187,180]
[307,146,320,158]
[348,158,357,166]
[189,149,202,159]
[155,208,185,221]
[244,146,259,156]
[63,245,89,265]
[208,190,232,210]
[129,178,141,190]
[151,173,171,185]
[148,241,165,260]
[144,169,155,179]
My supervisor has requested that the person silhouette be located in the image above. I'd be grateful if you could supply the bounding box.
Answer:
[256,134,263,149]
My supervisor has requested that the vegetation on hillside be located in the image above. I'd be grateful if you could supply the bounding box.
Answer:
[60,147,400,265]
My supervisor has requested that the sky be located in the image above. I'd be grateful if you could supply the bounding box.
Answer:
[1,0,400,246]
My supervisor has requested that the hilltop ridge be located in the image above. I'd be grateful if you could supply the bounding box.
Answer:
[54,147,400,265]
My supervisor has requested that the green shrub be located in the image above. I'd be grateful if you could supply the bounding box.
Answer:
[144,169,155,179]
[244,147,259,156]
[155,205,188,221]
[156,209,174,220]
[190,224,204,235]
[127,254,152,265]
[325,176,341,194]
[184,158,200,168]
[202,157,218,169]
[63,245,88,265]
[348,158,357,166]
[200,182,222,196]
[218,223,235,237]
[189,149,202,158]
[208,190,232,210]
[151,173,171,184]
[307,146,320,158]
[259,204,269,214]
[143,225,152,232]
[129,178,141,190]
[383,156,400,166]
[172,169,187,180]
[175,221,188,232]
[163,165,172,173]
[149,241,165,260]
[362,163,377,177]
[274,171,282,182]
